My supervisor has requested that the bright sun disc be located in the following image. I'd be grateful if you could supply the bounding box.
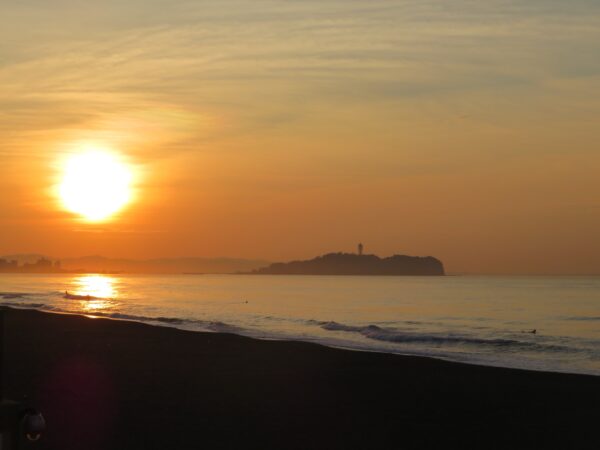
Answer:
[59,149,133,221]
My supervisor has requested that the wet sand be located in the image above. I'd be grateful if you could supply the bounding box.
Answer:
[2,308,599,449]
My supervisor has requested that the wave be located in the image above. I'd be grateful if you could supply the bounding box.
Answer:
[0,292,39,299]
[308,318,439,327]
[0,301,236,331]
[207,321,244,333]
[0,301,47,309]
[1,293,25,299]
[1,300,254,340]
[64,293,104,301]
[565,316,600,321]
[82,311,245,334]
[90,311,186,325]
[319,321,572,353]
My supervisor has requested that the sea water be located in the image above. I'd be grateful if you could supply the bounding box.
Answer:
[1,273,598,375]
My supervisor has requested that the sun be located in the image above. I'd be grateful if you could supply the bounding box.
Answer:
[58,148,134,222]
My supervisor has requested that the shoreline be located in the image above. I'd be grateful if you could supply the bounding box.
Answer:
[2,307,599,449]
[3,304,598,378]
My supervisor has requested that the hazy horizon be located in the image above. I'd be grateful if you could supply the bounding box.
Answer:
[2,251,600,276]
[2,1,599,275]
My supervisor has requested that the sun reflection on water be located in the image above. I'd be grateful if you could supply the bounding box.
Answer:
[70,274,118,312]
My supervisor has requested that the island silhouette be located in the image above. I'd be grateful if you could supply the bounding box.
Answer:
[250,250,445,276]
[1,251,445,275]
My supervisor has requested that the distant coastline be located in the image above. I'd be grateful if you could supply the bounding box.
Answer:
[249,252,445,276]
[0,256,65,274]
[0,252,445,276]
[0,254,269,275]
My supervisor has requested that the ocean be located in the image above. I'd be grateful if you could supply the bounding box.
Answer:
[1,273,598,376]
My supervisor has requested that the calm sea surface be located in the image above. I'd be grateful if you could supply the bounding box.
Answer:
[1,274,598,375]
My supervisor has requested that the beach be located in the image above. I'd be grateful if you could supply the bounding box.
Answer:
[3,307,599,450]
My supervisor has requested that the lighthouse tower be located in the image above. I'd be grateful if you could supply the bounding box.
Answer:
[358,243,363,256]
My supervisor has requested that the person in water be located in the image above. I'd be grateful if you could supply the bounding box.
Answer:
[64,291,92,300]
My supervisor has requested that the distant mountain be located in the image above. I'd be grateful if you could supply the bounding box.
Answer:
[58,256,270,274]
[251,253,445,276]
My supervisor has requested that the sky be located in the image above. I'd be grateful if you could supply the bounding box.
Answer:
[1,0,599,274]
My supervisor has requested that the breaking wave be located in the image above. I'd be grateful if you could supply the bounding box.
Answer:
[0,300,244,334]
[1,283,598,376]
[565,316,600,321]
[92,312,187,325]
[207,321,244,333]
[1,293,27,299]
[319,321,572,353]
[0,301,47,309]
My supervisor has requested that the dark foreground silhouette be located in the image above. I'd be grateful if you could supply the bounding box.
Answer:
[3,309,598,450]
[252,252,445,275]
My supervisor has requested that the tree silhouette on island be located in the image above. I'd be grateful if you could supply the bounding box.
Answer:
[251,246,444,276]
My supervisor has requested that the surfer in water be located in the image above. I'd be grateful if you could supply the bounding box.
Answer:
[64,291,92,300]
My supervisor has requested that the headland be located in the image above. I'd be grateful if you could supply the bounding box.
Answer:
[251,252,445,275]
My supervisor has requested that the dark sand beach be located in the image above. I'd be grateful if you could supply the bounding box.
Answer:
[2,308,599,450]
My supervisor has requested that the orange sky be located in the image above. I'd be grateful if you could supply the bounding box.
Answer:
[1,1,599,274]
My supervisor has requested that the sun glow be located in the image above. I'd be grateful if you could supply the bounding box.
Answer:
[71,274,117,312]
[59,148,134,222]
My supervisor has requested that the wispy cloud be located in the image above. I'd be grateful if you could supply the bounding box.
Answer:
[1,1,600,269]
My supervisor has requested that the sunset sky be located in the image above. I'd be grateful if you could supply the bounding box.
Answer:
[1,1,599,274]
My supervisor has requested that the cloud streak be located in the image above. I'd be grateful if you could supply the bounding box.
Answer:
[1,0,600,271]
